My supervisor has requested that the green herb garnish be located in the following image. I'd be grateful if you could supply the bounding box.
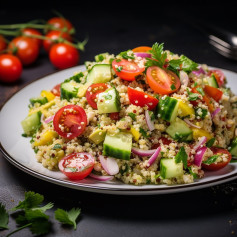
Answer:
[206,138,216,148]
[175,146,188,169]
[203,155,219,165]
[128,112,136,121]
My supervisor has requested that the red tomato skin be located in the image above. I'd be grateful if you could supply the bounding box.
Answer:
[132,46,152,52]
[127,87,158,110]
[109,112,120,121]
[146,66,180,95]
[0,54,22,83]
[0,35,7,51]
[202,147,232,171]
[86,83,109,109]
[59,153,94,180]
[49,43,79,69]
[22,28,42,47]
[8,36,39,66]
[203,85,223,102]
[112,59,145,81]
[47,17,73,33]
[43,31,72,52]
[53,105,87,139]
[152,137,171,149]
[51,83,61,97]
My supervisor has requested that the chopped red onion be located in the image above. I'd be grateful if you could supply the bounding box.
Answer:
[44,115,54,124]
[193,136,207,151]
[179,70,189,87]
[134,52,151,58]
[192,67,206,76]
[194,146,207,167]
[211,107,221,118]
[145,110,155,131]
[184,118,201,129]
[89,173,114,181]
[146,146,161,168]
[131,147,156,157]
[98,155,119,175]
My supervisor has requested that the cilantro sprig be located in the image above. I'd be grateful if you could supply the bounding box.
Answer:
[0,203,9,230]
[175,146,188,169]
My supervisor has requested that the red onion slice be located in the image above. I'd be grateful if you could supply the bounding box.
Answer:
[179,71,189,87]
[145,110,155,131]
[146,146,161,168]
[44,115,54,124]
[211,107,221,118]
[98,155,119,175]
[131,147,156,157]
[193,136,207,151]
[194,146,207,167]
[192,67,206,76]
[184,119,201,129]
[89,173,114,181]
[134,52,151,58]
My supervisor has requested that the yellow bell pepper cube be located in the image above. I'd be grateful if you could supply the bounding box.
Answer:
[191,128,213,141]
[34,130,58,146]
[178,100,195,118]
[77,83,90,97]
[57,150,65,160]
[40,90,55,101]
[130,126,141,141]
[28,100,56,116]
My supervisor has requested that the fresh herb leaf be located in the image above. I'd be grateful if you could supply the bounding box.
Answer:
[168,59,182,70]
[52,144,62,150]
[11,191,44,211]
[179,55,198,73]
[187,89,200,101]
[128,112,136,121]
[203,155,219,165]
[0,203,9,229]
[30,218,51,235]
[68,72,84,83]
[175,146,188,169]
[145,42,167,68]
[195,107,208,119]
[119,50,135,60]
[170,84,176,90]
[21,133,27,137]
[32,202,54,213]
[148,111,155,121]
[116,65,123,72]
[196,87,205,96]
[55,208,81,230]
[206,138,216,148]
[187,167,198,179]
[139,128,149,138]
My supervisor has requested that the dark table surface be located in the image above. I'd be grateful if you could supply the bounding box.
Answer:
[1,2,237,237]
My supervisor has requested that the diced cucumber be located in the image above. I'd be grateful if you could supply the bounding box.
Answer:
[86,64,112,84]
[97,87,121,113]
[103,132,132,160]
[160,158,183,179]
[89,129,106,144]
[207,74,219,88]
[60,80,81,101]
[30,96,48,106]
[95,53,109,62]
[156,96,179,122]
[166,117,193,141]
[21,111,42,136]
[228,137,237,157]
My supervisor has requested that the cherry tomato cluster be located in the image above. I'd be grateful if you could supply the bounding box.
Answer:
[0,16,87,83]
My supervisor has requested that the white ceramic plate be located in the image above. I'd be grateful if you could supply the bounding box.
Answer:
[1,65,237,195]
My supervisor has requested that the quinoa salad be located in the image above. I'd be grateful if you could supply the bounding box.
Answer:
[21,43,237,185]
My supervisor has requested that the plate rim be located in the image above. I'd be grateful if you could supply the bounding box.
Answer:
[1,65,237,195]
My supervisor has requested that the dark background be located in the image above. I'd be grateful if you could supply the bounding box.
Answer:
[1,1,237,236]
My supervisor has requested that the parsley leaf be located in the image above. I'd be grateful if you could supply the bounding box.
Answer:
[119,50,135,60]
[206,138,216,148]
[52,144,62,150]
[55,208,81,230]
[116,65,123,72]
[187,89,200,101]
[145,42,167,68]
[179,55,198,73]
[195,107,208,119]
[187,167,198,179]
[196,87,205,96]
[139,128,149,138]
[203,155,219,165]
[128,112,136,121]
[0,203,9,229]
[170,84,176,90]
[175,146,188,169]
[11,191,44,211]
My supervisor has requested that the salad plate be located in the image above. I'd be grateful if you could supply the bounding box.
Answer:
[0,65,237,195]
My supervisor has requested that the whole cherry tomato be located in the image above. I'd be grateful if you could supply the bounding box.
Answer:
[0,35,7,52]
[47,17,74,33]
[49,43,79,69]
[8,36,39,66]
[0,54,22,83]
[43,30,72,52]
[22,28,42,47]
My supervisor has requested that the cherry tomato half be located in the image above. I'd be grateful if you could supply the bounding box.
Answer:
[112,59,145,81]
[22,28,42,47]
[208,69,225,87]
[127,87,159,110]
[202,147,232,171]
[146,66,180,95]
[0,35,7,51]
[86,83,109,109]
[51,83,61,97]
[49,43,79,69]
[0,54,22,83]
[43,30,72,52]
[53,105,87,139]
[8,36,39,66]
[132,46,152,52]
[47,17,74,33]
[204,85,223,102]
[58,152,94,180]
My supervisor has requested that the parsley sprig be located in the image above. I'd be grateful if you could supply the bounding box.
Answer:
[175,146,188,169]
